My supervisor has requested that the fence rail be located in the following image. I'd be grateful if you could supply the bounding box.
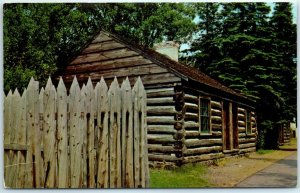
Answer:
[4,76,149,188]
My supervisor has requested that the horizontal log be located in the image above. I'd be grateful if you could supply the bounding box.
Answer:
[70,48,139,65]
[147,125,175,134]
[147,106,177,116]
[148,134,175,144]
[211,109,222,116]
[211,116,222,124]
[238,108,246,114]
[184,112,198,122]
[82,41,125,54]
[182,152,224,164]
[184,102,199,112]
[238,113,245,120]
[238,138,256,144]
[185,138,223,148]
[185,130,200,138]
[239,143,256,149]
[147,116,176,125]
[148,154,179,162]
[147,89,175,98]
[148,145,176,153]
[147,97,174,105]
[251,112,255,116]
[4,143,28,151]
[239,147,256,154]
[238,133,256,138]
[64,64,168,81]
[184,121,199,129]
[238,120,246,127]
[65,56,153,73]
[238,127,246,133]
[251,117,256,122]
[211,131,222,137]
[212,124,222,131]
[184,146,223,155]
[211,101,221,109]
[184,94,198,104]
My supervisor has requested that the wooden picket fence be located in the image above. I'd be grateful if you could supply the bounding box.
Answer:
[4,76,149,188]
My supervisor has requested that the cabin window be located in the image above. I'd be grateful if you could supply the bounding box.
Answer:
[245,110,252,134]
[199,98,211,134]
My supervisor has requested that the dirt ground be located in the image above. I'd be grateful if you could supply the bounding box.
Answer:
[205,140,297,187]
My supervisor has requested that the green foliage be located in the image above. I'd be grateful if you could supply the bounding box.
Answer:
[3,3,196,93]
[150,163,212,188]
[184,2,296,149]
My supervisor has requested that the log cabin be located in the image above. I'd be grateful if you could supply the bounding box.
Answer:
[58,30,258,167]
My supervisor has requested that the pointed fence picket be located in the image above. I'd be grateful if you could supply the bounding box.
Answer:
[3,76,149,189]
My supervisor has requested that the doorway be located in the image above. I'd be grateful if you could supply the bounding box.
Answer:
[223,101,238,151]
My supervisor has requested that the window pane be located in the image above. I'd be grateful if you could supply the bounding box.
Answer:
[200,98,210,133]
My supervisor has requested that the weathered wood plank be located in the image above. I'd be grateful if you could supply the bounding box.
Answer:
[85,78,96,188]
[64,64,168,82]
[121,78,134,188]
[108,77,121,188]
[238,138,256,144]
[82,41,125,54]
[69,76,83,188]
[4,91,12,187]
[79,84,87,188]
[96,77,109,188]
[42,78,57,188]
[65,56,152,73]
[70,48,139,65]
[211,101,222,109]
[26,78,43,188]
[56,77,69,188]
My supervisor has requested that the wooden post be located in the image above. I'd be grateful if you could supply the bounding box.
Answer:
[69,76,83,188]
[26,78,43,188]
[43,78,57,188]
[86,78,96,188]
[81,84,88,188]
[57,77,69,188]
[96,77,109,188]
[133,77,149,188]
[16,89,27,188]
[4,90,12,187]
[108,77,121,188]
[121,77,134,188]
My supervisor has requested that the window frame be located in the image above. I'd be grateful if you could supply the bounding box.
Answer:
[198,96,212,135]
[245,110,252,135]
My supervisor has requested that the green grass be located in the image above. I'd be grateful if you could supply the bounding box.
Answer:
[256,149,274,154]
[149,163,212,188]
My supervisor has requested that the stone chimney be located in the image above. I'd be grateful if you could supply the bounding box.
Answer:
[154,41,179,62]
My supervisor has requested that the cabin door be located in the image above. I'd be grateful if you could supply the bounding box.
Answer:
[223,101,239,151]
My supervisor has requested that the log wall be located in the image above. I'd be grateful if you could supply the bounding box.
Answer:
[146,85,180,167]
[182,87,225,164]
[237,108,257,154]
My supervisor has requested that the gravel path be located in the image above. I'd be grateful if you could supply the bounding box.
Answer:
[236,152,297,187]
[205,150,297,187]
